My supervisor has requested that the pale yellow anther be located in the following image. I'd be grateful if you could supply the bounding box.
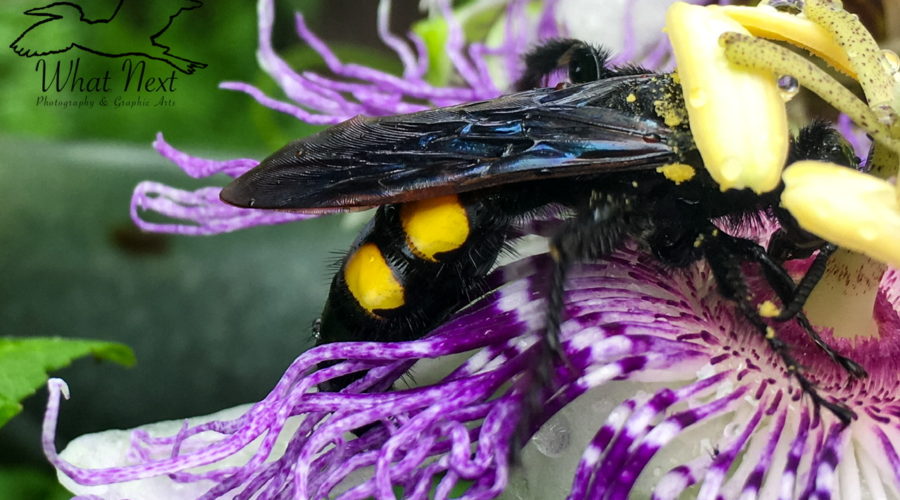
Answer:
[666,2,788,194]
[716,5,855,77]
[782,161,900,268]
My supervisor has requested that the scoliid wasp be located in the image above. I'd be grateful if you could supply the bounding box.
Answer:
[219,37,865,436]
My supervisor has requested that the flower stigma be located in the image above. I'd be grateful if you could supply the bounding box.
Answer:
[715,0,899,343]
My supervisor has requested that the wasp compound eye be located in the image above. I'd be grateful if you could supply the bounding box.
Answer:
[515,39,612,91]
[567,44,605,84]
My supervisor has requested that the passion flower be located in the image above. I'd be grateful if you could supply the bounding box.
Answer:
[44,1,900,499]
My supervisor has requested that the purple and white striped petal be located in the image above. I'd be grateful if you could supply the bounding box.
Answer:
[45,242,900,498]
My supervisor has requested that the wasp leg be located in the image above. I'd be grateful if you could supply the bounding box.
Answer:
[514,192,641,451]
[767,226,822,262]
[773,244,837,320]
[702,229,855,425]
[728,238,866,378]
[547,194,637,358]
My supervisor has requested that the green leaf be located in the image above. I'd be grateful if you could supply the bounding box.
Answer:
[0,337,135,428]
[412,2,506,87]
[0,465,71,500]
[413,16,452,86]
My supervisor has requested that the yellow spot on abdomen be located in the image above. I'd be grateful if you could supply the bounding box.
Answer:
[344,243,405,313]
[400,194,470,261]
[656,163,696,184]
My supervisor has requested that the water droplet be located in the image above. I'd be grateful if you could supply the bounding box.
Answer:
[777,75,799,101]
[858,227,878,241]
[872,104,898,127]
[881,49,900,74]
[718,158,742,182]
[688,89,707,108]
[769,0,802,14]
[722,421,740,438]
[531,415,571,457]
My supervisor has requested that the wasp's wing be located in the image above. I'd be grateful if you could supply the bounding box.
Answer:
[221,76,686,212]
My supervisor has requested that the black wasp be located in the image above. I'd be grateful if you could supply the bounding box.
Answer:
[220,39,866,428]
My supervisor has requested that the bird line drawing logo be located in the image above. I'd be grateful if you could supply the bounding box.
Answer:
[10,0,207,75]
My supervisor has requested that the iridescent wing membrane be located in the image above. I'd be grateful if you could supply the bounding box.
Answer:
[220,75,684,212]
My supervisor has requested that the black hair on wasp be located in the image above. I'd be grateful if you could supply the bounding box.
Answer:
[220,38,866,438]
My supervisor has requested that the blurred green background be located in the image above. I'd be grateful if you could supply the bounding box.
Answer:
[0,0,419,497]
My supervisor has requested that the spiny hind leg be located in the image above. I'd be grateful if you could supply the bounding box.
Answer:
[701,228,855,425]
[514,192,640,448]
[727,237,867,379]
